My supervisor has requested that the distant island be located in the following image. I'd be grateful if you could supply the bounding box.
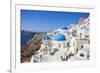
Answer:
[21,30,36,35]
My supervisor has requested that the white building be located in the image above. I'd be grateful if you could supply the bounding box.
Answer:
[31,17,90,63]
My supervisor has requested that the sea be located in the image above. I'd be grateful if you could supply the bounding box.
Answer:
[21,35,33,45]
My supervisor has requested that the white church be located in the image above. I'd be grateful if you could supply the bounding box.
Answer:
[31,17,90,63]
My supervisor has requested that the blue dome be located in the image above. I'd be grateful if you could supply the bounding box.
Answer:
[54,33,66,41]
[43,35,50,40]
[61,26,67,30]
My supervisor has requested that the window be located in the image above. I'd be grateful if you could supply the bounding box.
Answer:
[59,44,61,48]
[80,33,82,39]
[67,42,70,48]
[81,45,84,49]
[80,53,84,57]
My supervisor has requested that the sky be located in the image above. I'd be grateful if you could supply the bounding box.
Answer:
[21,9,89,32]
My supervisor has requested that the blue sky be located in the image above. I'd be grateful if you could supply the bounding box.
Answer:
[21,9,89,32]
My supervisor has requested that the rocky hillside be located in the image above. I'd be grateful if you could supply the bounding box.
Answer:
[21,34,43,63]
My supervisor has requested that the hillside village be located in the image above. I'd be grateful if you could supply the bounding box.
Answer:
[30,17,90,63]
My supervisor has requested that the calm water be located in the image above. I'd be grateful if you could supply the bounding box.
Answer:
[21,35,33,45]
